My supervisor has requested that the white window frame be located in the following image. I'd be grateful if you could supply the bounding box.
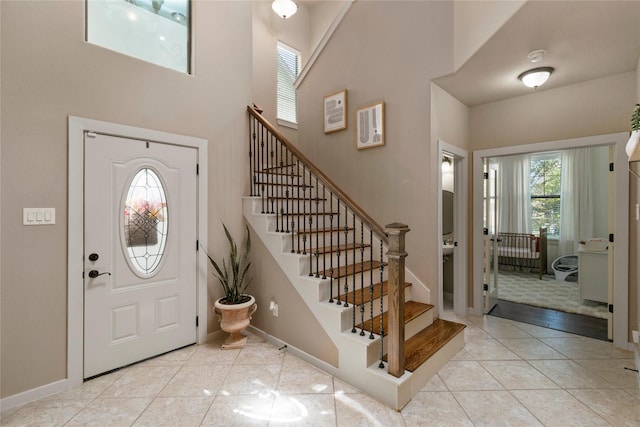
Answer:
[85,0,192,74]
[530,151,562,237]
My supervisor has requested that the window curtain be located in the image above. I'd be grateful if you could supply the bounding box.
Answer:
[559,148,594,256]
[495,154,532,234]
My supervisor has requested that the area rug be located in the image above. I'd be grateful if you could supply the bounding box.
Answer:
[496,270,608,319]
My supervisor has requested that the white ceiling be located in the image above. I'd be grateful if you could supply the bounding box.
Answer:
[434,0,640,107]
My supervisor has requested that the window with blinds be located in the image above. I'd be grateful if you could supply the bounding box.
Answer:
[277,41,301,127]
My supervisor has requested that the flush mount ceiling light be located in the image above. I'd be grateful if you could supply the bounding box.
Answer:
[518,67,554,89]
[171,12,187,23]
[272,0,298,19]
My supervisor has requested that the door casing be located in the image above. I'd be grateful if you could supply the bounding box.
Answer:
[437,140,468,318]
[472,132,630,350]
[68,116,208,387]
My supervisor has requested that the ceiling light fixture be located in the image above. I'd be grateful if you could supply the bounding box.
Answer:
[518,67,554,89]
[171,12,187,23]
[272,0,298,19]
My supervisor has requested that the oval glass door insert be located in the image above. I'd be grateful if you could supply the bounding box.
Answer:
[123,168,168,276]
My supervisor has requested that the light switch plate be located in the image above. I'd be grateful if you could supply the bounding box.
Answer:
[23,208,55,225]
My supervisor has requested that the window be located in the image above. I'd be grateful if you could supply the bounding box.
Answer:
[86,0,191,74]
[123,168,168,276]
[530,153,561,236]
[276,41,301,127]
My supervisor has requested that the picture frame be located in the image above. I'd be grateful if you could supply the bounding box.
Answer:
[323,89,347,134]
[356,102,385,150]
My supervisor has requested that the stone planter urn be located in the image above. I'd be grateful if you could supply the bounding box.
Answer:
[214,295,257,349]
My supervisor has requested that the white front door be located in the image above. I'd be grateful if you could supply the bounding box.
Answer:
[84,132,198,378]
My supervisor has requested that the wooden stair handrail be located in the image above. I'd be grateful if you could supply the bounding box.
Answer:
[247,105,388,244]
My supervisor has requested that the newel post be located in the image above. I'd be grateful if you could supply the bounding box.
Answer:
[385,222,409,378]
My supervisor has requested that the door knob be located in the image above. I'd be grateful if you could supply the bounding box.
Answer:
[88,270,111,279]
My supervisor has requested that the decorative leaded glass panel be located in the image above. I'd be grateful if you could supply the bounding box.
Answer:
[123,168,168,276]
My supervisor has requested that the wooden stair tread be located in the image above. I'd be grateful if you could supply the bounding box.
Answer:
[307,242,371,254]
[356,301,433,336]
[320,260,385,279]
[259,210,338,216]
[259,165,297,172]
[285,211,340,216]
[342,280,411,306]
[383,318,466,372]
[297,226,353,235]
[257,166,298,176]
[255,181,312,188]
[266,196,327,201]
[257,171,300,177]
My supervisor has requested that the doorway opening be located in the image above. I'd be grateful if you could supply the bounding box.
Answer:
[472,132,629,349]
[437,140,468,318]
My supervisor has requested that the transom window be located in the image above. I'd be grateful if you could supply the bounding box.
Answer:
[86,0,191,74]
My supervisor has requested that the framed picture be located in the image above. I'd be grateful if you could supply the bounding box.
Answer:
[356,102,385,150]
[323,89,347,133]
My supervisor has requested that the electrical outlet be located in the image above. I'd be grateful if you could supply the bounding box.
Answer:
[269,301,279,317]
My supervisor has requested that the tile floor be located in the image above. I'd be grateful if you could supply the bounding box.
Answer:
[1,312,638,426]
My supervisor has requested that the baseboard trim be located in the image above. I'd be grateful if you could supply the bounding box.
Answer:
[0,379,69,412]
[247,325,340,378]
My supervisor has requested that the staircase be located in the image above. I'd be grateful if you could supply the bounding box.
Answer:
[243,105,465,410]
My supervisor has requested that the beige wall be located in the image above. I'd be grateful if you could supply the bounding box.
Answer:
[248,230,338,366]
[308,1,345,54]
[296,1,455,312]
[453,0,525,71]
[0,0,252,398]
[430,84,470,153]
[0,1,3,399]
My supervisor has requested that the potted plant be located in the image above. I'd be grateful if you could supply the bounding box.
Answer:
[206,223,256,349]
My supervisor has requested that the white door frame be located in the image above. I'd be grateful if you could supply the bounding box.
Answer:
[472,132,630,350]
[437,140,468,318]
[68,116,208,387]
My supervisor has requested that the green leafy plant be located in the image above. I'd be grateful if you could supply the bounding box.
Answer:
[631,103,640,131]
[205,223,252,304]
